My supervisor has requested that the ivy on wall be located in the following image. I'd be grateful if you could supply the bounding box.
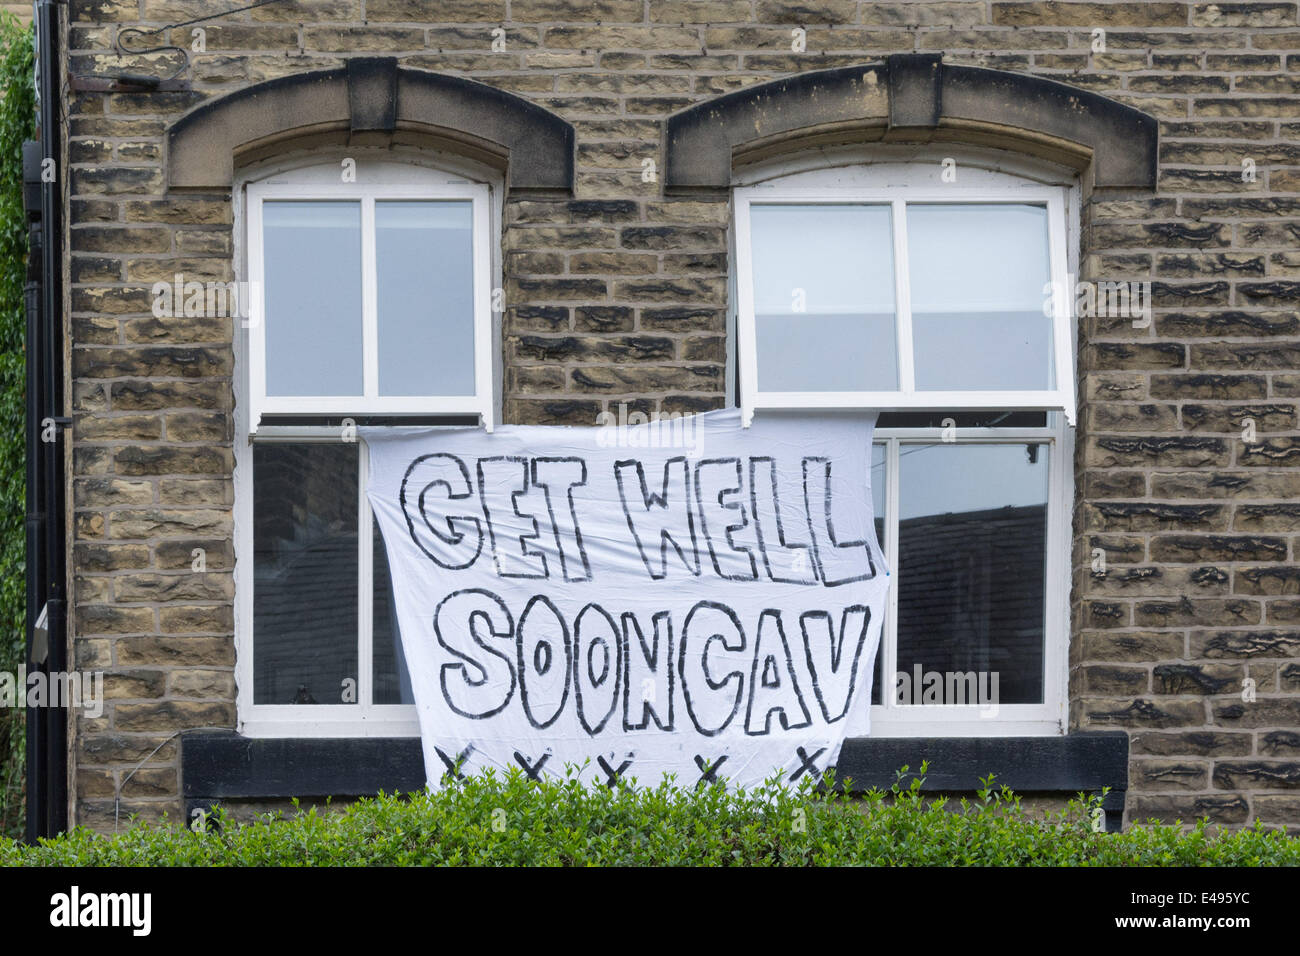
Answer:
[0,11,34,839]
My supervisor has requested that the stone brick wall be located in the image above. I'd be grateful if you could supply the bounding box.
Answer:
[63,0,1300,831]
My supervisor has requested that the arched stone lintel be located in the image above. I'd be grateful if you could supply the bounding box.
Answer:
[665,54,1157,193]
[167,58,575,194]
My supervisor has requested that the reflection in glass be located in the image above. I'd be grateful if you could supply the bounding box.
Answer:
[253,443,359,704]
[751,204,897,391]
[907,204,1053,391]
[373,518,413,704]
[376,201,476,396]
[871,442,886,705]
[896,443,1048,705]
[263,202,364,396]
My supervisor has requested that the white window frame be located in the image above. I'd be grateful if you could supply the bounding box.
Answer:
[731,149,1077,736]
[236,429,421,737]
[733,186,1075,428]
[235,154,500,738]
[245,177,496,432]
[869,422,1071,736]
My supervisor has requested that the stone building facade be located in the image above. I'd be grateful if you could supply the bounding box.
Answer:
[59,0,1300,832]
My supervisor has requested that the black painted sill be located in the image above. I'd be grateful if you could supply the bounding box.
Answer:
[836,734,1129,831]
[181,730,1129,831]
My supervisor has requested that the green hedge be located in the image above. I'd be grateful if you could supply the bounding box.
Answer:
[4,766,1298,866]
[0,12,34,842]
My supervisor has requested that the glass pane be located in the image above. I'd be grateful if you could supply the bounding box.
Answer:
[263,201,364,396]
[373,517,413,704]
[907,203,1053,391]
[871,441,886,547]
[376,201,476,396]
[871,441,886,706]
[750,204,897,392]
[896,443,1048,705]
[253,442,359,705]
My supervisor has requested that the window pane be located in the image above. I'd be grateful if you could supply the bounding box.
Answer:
[253,442,359,705]
[263,202,364,396]
[750,204,897,391]
[896,443,1048,705]
[373,517,413,704]
[871,441,886,706]
[376,201,476,396]
[907,203,1052,391]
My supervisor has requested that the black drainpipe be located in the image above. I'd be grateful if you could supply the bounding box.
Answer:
[22,0,67,842]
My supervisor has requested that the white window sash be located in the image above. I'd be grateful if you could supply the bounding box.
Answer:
[235,429,422,736]
[867,423,1071,736]
[246,180,496,432]
[733,187,1077,427]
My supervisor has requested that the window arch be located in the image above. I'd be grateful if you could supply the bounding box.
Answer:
[665,54,1157,195]
[168,58,575,195]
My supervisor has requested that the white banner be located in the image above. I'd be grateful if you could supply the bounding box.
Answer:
[364,409,889,791]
